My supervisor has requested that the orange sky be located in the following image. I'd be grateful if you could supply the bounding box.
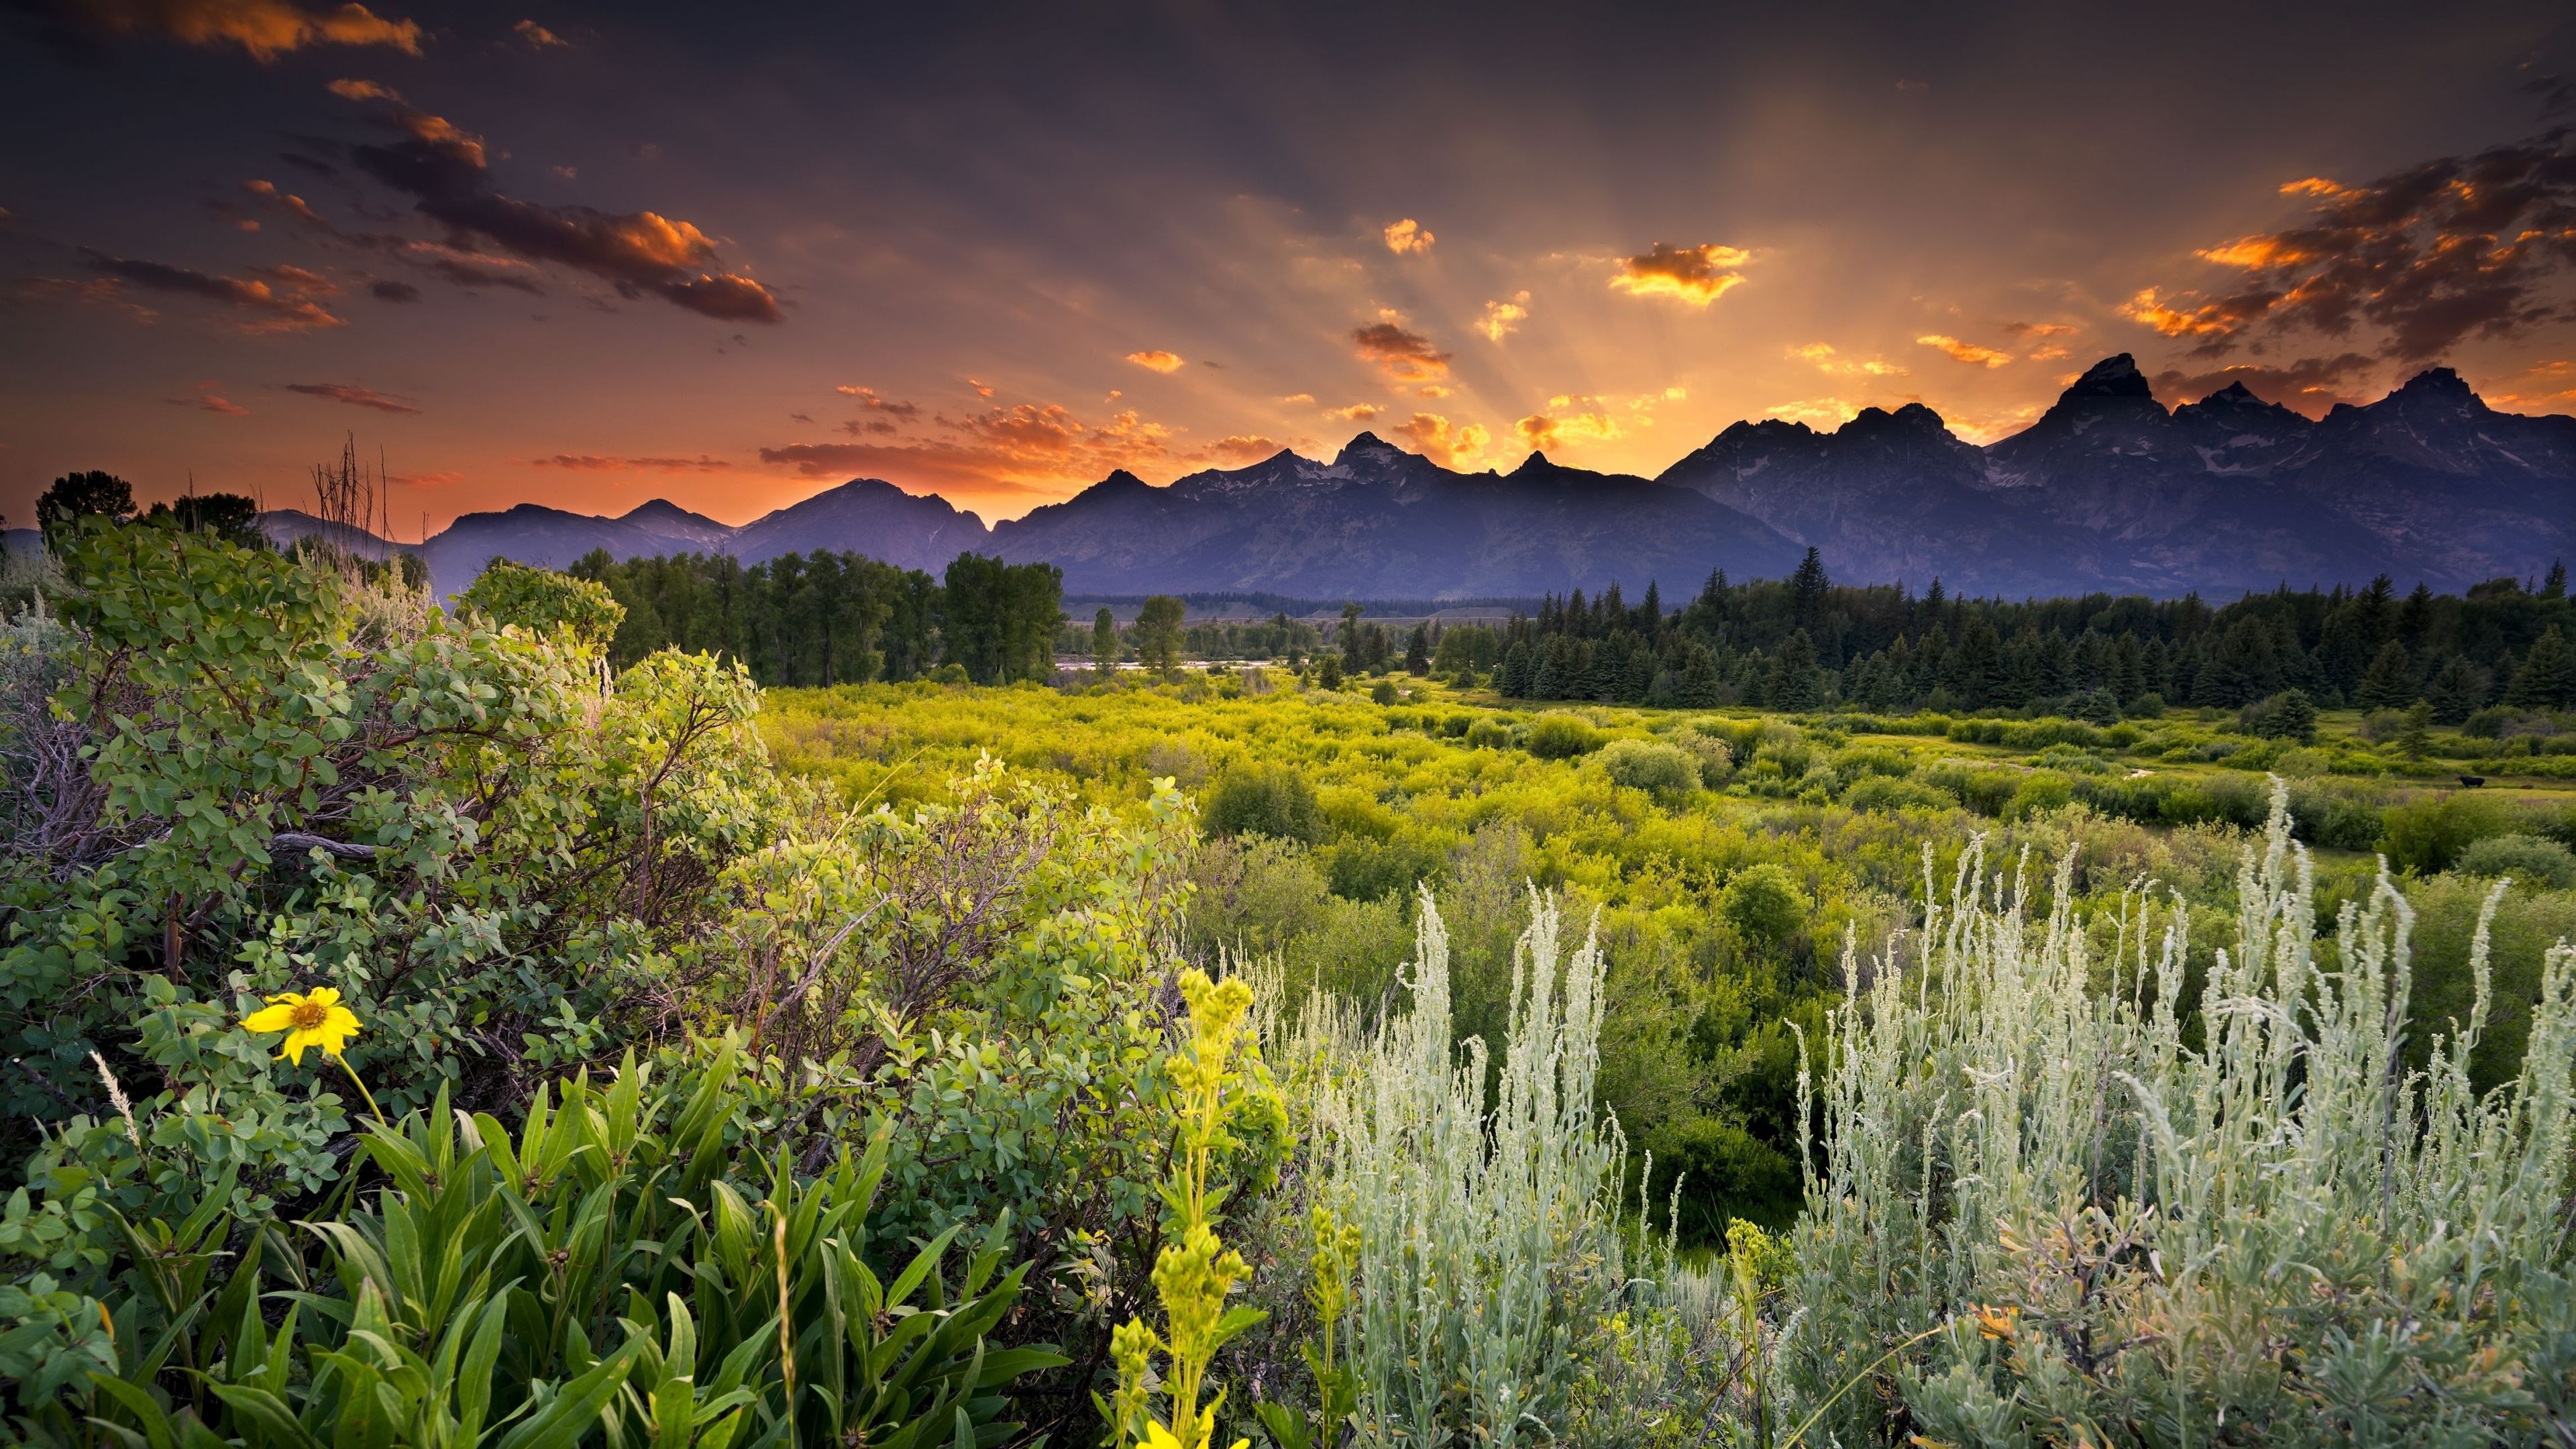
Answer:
[5,1,2574,534]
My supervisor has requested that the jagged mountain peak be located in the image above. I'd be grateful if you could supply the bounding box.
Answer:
[1336,430,1399,461]
[2063,353,2155,401]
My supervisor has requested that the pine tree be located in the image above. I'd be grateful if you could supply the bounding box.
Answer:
[2506,625,2576,710]
[2544,560,2568,600]
[2196,615,2282,707]
[1789,547,1830,638]
[1404,623,1431,676]
[2423,655,2488,724]
[1769,629,1822,712]
[2355,639,2416,710]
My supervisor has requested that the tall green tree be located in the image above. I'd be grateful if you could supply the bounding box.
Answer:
[1134,595,1187,674]
[1092,606,1120,674]
[2506,625,2575,709]
[2355,639,2418,710]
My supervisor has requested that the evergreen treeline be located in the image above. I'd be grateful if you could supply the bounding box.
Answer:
[568,547,1062,685]
[1486,548,2576,718]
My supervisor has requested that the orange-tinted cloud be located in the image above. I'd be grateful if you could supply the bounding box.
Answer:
[287,381,418,413]
[242,178,333,231]
[1608,241,1749,306]
[2148,352,2378,417]
[168,381,248,415]
[1766,397,1862,427]
[513,18,563,47]
[1324,402,1382,421]
[1350,321,1450,383]
[59,0,421,60]
[68,248,343,331]
[1279,392,1315,405]
[1476,290,1529,342]
[339,92,782,323]
[1126,348,1185,372]
[2118,286,2251,340]
[2000,321,2078,339]
[835,385,919,418]
[1792,342,1907,377]
[1383,218,1434,254]
[1916,333,2012,367]
[1391,413,1489,469]
[1193,435,1280,465]
[755,396,1179,507]
[534,454,735,472]
[1515,406,1624,451]
[2135,132,2576,360]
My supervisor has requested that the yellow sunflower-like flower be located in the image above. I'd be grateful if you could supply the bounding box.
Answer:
[241,987,362,1065]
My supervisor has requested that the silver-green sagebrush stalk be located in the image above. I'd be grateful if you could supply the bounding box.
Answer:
[1790,776,2576,1447]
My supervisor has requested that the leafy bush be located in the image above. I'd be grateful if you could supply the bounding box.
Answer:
[455,556,626,647]
[1203,764,1323,842]
[1719,863,1807,953]
[2378,790,2523,873]
[1,529,778,1159]
[2455,832,2576,890]
[1599,738,1703,798]
[1525,711,1602,759]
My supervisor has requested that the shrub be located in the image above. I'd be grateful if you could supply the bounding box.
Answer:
[1791,783,2576,1446]
[1599,738,1703,798]
[2378,790,2522,873]
[1318,894,1634,1444]
[1464,717,1513,749]
[1840,774,1958,814]
[455,557,625,648]
[2455,833,2576,890]
[1204,764,1323,842]
[1525,711,1603,759]
[1719,863,1807,953]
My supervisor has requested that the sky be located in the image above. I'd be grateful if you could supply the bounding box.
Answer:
[3,0,2575,535]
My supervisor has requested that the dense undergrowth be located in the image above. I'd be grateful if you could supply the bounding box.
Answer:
[3,524,2575,1446]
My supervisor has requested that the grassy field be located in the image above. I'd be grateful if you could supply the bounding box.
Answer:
[761,670,2576,1237]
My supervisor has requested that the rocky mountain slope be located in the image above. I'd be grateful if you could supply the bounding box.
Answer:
[262,357,2573,600]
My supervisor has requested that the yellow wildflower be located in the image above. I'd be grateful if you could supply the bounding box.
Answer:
[242,986,361,1064]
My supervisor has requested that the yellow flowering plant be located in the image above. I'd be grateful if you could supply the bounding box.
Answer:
[1100,969,1282,1449]
[240,985,384,1122]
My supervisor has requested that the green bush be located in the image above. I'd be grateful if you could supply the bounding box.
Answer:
[1464,717,1513,749]
[1598,739,1703,798]
[1525,711,1603,759]
[455,557,625,648]
[2378,791,2522,874]
[1719,863,1807,953]
[2455,833,2576,890]
[1203,764,1323,842]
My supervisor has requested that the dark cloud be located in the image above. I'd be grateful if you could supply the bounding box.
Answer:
[1350,321,1450,382]
[2130,131,2576,362]
[32,0,419,60]
[336,94,784,323]
[370,278,421,301]
[2149,352,2378,417]
[70,247,342,330]
[286,381,419,413]
[1609,241,1750,305]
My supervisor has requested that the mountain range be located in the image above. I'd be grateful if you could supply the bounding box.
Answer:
[268,356,2575,600]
